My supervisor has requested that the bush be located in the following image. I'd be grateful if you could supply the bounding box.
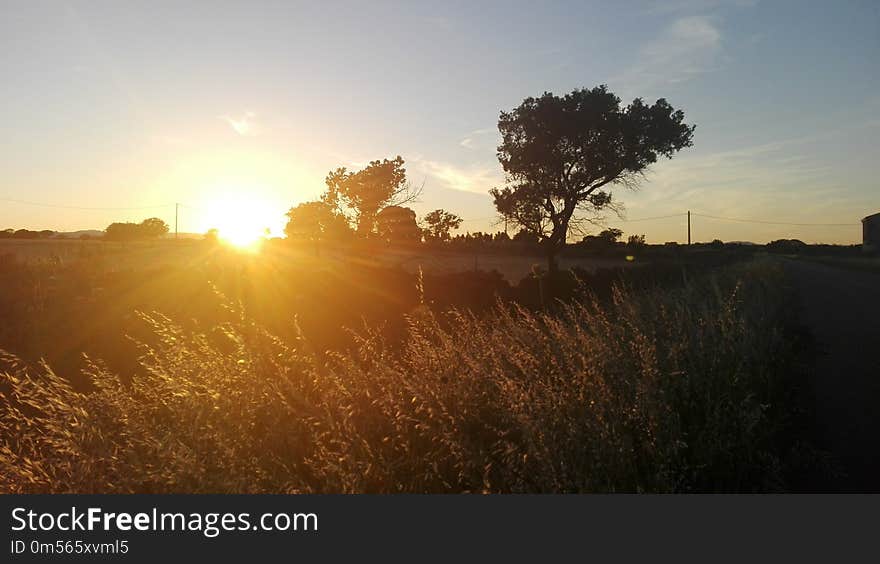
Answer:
[0,260,807,493]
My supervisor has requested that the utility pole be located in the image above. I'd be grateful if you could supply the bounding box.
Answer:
[175,203,179,240]
[687,210,691,245]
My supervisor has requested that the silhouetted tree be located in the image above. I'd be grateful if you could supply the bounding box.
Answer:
[512,229,539,245]
[140,218,169,238]
[285,201,352,255]
[105,218,169,241]
[581,228,624,252]
[323,156,421,237]
[767,239,807,254]
[627,234,646,248]
[599,228,623,243]
[422,209,462,242]
[104,223,138,241]
[376,206,421,243]
[491,85,695,271]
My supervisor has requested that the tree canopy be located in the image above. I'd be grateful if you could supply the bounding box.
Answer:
[490,85,694,270]
[376,206,421,243]
[422,209,463,242]
[285,201,352,254]
[323,156,420,237]
[104,218,169,241]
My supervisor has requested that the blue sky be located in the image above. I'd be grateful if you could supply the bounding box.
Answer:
[1,0,877,243]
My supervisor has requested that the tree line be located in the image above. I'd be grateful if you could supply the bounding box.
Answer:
[104,218,169,242]
[0,229,57,239]
[282,85,694,269]
[63,84,693,256]
[283,156,466,251]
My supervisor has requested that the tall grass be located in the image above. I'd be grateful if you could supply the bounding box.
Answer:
[0,260,807,493]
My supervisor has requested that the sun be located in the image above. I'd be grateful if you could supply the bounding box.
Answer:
[222,223,267,249]
[203,194,277,250]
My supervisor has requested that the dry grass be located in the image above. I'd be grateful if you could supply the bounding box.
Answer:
[0,259,806,493]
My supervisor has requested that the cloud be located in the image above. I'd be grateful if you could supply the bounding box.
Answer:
[610,16,722,94]
[408,155,504,195]
[220,111,258,136]
[606,132,867,243]
[459,127,496,150]
[629,135,840,227]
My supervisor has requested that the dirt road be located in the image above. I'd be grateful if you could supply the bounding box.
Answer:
[785,259,880,491]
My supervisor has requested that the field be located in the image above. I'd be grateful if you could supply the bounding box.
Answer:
[0,238,638,282]
[0,237,827,493]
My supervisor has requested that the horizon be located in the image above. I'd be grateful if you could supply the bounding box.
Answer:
[2,0,878,244]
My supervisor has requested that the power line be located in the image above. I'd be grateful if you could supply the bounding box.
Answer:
[459,216,496,222]
[0,197,174,211]
[692,212,858,227]
[607,213,687,223]
[2,195,862,229]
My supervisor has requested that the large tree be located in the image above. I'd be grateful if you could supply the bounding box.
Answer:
[104,217,169,242]
[285,201,352,255]
[376,206,421,243]
[139,217,170,239]
[323,156,420,237]
[422,209,463,242]
[490,85,695,271]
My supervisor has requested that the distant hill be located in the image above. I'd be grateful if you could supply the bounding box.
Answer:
[51,230,205,240]
[53,230,104,239]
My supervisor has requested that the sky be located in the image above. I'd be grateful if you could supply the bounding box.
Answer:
[1,0,878,243]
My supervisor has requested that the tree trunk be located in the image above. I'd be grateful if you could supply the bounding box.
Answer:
[546,249,558,275]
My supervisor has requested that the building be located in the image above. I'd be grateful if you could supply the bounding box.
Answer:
[863,212,880,253]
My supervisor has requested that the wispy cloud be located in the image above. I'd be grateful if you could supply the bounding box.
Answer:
[220,111,258,136]
[610,16,722,95]
[409,155,504,195]
[459,127,496,150]
[631,135,840,226]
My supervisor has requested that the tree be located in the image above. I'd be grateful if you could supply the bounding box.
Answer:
[598,228,623,244]
[422,209,462,242]
[105,222,139,241]
[139,217,169,239]
[512,229,539,245]
[323,156,421,236]
[490,85,695,271]
[284,201,352,255]
[582,228,624,251]
[105,218,169,241]
[493,231,511,243]
[376,206,421,244]
[627,234,647,248]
